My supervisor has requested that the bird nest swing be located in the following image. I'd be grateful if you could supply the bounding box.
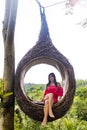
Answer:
[15,5,76,122]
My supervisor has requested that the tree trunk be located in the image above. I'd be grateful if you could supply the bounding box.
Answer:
[1,0,18,130]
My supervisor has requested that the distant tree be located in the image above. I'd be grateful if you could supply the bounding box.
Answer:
[76,79,87,88]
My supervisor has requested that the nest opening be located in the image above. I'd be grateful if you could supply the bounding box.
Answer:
[20,57,68,101]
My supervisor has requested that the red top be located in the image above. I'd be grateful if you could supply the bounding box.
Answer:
[44,85,63,103]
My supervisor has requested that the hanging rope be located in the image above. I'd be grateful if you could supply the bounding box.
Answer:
[35,0,66,8]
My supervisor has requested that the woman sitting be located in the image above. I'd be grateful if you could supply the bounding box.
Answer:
[41,72,63,126]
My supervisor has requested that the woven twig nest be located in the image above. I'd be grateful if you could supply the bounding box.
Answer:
[15,6,76,122]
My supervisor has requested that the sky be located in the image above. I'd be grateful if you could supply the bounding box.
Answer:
[0,0,87,84]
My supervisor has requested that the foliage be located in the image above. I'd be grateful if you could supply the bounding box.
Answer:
[0,78,13,107]
[1,78,87,129]
[25,83,45,91]
[76,79,87,88]
[77,18,87,28]
[0,78,3,97]
[0,78,3,107]
[75,86,87,98]
[14,110,87,130]
[14,111,23,130]
[60,117,87,130]
[14,81,87,130]
[66,86,87,121]
[73,96,87,121]
[25,84,45,101]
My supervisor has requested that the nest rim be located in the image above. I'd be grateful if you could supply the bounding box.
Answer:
[15,54,76,121]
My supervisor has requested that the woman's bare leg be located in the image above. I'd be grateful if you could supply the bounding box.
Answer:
[41,100,49,125]
[41,93,55,125]
[48,93,55,118]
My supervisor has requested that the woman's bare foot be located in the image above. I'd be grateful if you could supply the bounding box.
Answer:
[49,112,55,118]
[41,120,47,126]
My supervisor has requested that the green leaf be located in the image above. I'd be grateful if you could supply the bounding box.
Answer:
[3,92,13,98]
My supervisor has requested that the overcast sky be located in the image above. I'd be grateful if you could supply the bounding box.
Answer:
[0,0,87,83]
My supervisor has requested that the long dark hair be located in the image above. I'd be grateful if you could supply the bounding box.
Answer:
[46,73,58,88]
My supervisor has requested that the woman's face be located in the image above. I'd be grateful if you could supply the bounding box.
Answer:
[49,75,54,82]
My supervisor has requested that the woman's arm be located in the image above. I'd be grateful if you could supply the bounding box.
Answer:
[57,82,61,87]
[58,96,62,101]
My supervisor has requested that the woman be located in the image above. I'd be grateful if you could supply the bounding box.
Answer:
[41,73,63,126]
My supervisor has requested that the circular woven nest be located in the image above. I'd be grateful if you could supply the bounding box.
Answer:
[15,6,76,122]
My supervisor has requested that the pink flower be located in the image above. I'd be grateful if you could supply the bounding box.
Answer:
[69,0,78,6]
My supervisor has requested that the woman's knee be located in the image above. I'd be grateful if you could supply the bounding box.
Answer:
[45,100,49,105]
[49,93,53,98]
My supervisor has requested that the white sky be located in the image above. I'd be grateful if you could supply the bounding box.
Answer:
[0,0,87,83]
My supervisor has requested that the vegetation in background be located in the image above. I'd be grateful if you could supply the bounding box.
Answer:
[0,79,87,129]
[13,79,87,130]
